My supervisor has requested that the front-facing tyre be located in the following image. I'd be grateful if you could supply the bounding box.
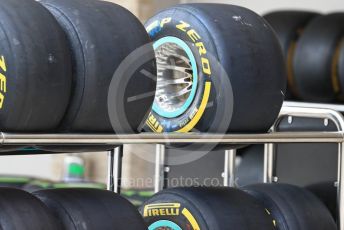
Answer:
[140,187,275,230]
[144,4,286,134]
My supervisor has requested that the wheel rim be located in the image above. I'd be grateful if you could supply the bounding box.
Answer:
[152,36,198,118]
[148,220,182,230]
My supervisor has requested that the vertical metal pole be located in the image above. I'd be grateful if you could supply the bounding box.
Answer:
[264,143,275,183]
[223,149,237,187]
[338,142,344,230]
[107,149,114,192]
[154,144,166,193]
[113,146,123,194]
[107,146,123,193]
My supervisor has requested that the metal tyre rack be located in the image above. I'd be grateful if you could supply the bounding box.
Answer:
[1,102,344,229]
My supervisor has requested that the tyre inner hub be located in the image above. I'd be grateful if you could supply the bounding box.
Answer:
[148,220,182,230]
[154,42,194,114]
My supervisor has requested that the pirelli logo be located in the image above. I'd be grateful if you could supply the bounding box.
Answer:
[146,114,163,132]
[143,203,180,217]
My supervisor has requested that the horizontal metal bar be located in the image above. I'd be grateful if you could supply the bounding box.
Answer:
[284,101,344,113]
[0,132,342,145]
[279,106,344,131]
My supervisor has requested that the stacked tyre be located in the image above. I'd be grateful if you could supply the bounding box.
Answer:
[264,11,320,100]
[140,184,337,230]
[0,0,72,152]
[306,181,338,219]
[0,0,156,153]
[0,188,61,230]
[142,3,286,156]
[38,0,156,133]
[0,187,147,230]
[265,10,344,103]
[0,0,71,132]
[293,13,344,102]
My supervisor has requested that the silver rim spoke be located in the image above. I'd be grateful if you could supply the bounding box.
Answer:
[154,42,194,114]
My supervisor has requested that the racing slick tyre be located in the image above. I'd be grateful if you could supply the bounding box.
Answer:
[306,181,337,219]
[144,4,286,135]
[139,187,275,230]
[39,0,156,132]
[236,145,264,186]
[264,11,320,99]
[33,188,147,230]
[244,183,337,230]
[0,188,61,230]
[293,13,344,102]
[0,0,71,131]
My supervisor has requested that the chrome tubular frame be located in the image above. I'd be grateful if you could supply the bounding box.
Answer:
[266,102,344,230]
[0,132,341,145]
[0,102,343,228]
